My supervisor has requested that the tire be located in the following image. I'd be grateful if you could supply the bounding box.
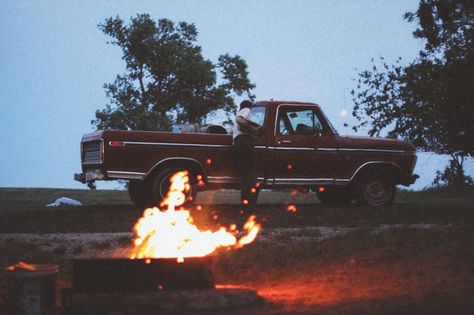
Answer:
[317,187,353,205]
[354,171,396,207]
[150,167,197,207]
[128,180,151,207]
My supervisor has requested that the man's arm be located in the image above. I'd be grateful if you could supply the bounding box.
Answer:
[236,116,265,136]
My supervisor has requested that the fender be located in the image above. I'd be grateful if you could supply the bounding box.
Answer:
[349,161,401,182]
[142,157,207,182]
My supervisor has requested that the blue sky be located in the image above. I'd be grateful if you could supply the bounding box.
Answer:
[1,0,472,190]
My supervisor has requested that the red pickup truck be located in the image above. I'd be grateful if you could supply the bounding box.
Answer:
[75,100,418,207]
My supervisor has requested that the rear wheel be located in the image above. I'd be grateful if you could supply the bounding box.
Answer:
[354,171,396,207]
[150,167,197,207]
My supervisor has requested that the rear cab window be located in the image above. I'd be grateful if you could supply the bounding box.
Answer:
[249,106,266,126]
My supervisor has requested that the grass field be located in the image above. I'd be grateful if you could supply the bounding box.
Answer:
[0,186,473,313]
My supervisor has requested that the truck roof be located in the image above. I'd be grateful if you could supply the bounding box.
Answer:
[255,100,320,108]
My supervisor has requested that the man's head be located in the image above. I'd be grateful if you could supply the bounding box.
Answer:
[239,100,253,110]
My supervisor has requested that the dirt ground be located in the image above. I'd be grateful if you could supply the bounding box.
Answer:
[244,229,474,314]
[0,187,473,314]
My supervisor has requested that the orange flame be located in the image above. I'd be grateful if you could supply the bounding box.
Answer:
[131,171,261,262]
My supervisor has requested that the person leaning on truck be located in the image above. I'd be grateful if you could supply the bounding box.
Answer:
[233,100,264,213]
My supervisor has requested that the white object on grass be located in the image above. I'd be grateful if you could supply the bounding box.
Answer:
[46,197,82,207]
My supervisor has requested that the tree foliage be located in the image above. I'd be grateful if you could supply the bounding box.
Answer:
[352,0,474,185]
[93,14,255,131]
[433,157,473,187]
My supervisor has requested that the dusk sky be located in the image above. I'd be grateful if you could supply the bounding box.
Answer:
[1,0,472,190]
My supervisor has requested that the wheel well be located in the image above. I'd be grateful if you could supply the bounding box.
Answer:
[142,158,206,183]
[352,162,401,184]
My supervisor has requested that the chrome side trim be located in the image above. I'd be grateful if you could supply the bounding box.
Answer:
[273,178,334,185]
[268,146,411,154]
[107,171,145,180]
[115,140,269,150]
[121,141,231,148]
[338,148,406,154]
[268,146,314,151]
[207,176,266,184]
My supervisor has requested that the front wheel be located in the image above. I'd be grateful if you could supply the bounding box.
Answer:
[128,180,151,207]
[150,167,197,207]
[354,172,396,207]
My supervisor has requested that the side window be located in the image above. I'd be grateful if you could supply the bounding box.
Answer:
[278,108,323,135]
[249,106,266,126]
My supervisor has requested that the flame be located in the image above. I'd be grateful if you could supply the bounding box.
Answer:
[131,171,261,262]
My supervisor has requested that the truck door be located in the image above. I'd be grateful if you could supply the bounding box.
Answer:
[269,105,338,186]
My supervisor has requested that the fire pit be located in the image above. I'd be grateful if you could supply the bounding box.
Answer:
[72,257,215,292]
[62,171,264,313]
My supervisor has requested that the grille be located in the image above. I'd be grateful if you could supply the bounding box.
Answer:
[82,141,102,164]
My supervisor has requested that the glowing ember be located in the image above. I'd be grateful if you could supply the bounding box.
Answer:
[7,261,38,271]
[287,204,297,213]
[131,171,261,262]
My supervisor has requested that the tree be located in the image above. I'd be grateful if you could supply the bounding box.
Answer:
[352,0,474,186]
[93,14,255,131]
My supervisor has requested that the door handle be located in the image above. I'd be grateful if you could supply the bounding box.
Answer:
[279,140,292,144]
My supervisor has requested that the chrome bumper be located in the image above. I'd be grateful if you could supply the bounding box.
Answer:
[403,174,419,186]
[74,170,105,183]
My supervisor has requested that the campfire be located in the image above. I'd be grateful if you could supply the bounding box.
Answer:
[72,171,261,292]
[130,171,261,262]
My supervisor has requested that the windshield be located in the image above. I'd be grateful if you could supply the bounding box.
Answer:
[321,109,338,135]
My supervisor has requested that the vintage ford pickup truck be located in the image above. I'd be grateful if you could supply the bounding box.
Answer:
[75,100,418,207]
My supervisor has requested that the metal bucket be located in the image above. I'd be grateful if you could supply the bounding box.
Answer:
[4,264,58,315]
